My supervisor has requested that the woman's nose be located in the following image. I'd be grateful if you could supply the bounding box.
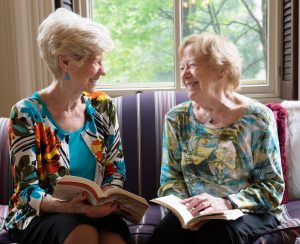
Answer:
[181,66,190,79]
[98,65,106,76]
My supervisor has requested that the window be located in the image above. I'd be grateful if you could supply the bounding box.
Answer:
[87,0,281,98]
[93,0,175,91]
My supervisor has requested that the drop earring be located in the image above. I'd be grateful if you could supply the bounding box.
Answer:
[64,72,70,80]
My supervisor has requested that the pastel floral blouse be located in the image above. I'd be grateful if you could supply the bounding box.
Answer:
[159,99,284,220]
[5,91,126,230]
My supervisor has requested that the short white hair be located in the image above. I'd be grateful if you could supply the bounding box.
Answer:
[37,8,114,78]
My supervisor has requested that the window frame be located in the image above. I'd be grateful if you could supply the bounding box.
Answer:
[76,0,282,99]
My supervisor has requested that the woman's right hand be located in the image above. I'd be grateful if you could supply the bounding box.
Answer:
[68,191,120,218]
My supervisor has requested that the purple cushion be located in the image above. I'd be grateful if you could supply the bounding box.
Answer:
[0,118,13,205]
[266,103,288,204]
[126,204,166,229]
[0,231,10,244]
[126,204,166,244]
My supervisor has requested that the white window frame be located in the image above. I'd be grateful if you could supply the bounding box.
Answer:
[75,0,281,100]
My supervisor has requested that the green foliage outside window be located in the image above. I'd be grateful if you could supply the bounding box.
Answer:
[94,0,267,87]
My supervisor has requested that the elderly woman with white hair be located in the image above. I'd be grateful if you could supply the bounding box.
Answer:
[149,32,285,243]
[5,8,130,244]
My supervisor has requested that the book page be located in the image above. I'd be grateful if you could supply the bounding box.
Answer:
[53,175,150,224]
[151,195,195,227]
[151,194,244,228]
[53,175,104,205]
[53,184,100,205]
[99,193,149,223]
[103,188,148,205]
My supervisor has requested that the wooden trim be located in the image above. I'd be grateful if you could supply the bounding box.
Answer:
[55,0,73,11]
[281,0,298,99]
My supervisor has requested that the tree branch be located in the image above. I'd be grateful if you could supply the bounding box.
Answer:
[222,20,259,33]
[242,57,264,73]
[240,0,263,35]
[158,8,173,20]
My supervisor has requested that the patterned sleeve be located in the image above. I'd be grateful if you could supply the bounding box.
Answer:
[158,114,189,198]
[9,102,46,215]
[100,97,126,188]
[228,108,285,212]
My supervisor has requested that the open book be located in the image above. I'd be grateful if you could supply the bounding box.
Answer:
[53,175,149,224]
[151,194,244,229]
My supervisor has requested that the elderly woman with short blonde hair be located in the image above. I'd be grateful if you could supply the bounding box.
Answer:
[5,8,130,244]
[149,32,284,244]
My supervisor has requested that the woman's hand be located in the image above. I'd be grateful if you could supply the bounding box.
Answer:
[180,193,231,217]
[68,191,120,218]
[180,193,232,230]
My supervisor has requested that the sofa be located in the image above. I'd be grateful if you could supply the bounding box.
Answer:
[1,90,300,243]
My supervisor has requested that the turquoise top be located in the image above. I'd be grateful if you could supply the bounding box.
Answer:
[69,127,96,180]
[36,93,96,180]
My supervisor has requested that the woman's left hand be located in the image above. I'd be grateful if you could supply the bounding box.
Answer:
[180,193,231,217]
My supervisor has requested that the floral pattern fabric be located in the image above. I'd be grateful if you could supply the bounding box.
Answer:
[159,99,284,220]
[5,91,126,230]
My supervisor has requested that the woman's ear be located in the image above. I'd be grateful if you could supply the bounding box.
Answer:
[217,69,227,81]
[58,55,70,72]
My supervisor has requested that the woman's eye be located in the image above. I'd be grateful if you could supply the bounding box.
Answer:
[94,60,102,65]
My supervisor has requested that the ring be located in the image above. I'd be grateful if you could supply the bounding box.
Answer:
[204,198,210,207]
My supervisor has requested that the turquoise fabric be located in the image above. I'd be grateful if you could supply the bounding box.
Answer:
[69,127,96,180]
[36,93,96,180]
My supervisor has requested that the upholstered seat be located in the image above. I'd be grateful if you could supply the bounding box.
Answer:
[1,91,300,244]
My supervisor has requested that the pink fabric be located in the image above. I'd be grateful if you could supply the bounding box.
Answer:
[266,103,288,204]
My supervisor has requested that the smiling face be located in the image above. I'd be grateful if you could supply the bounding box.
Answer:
[180,44,218,102]
[68,53,105,93]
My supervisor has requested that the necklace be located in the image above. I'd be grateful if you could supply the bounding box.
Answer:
[193,105,214,124]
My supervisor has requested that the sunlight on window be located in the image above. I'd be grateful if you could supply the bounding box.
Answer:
[93,0,174,88]
[181,0,267,85]
[93,0,268,89]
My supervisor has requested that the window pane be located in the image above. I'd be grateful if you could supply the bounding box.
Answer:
[181,0,267,85]
[93,0,174,87]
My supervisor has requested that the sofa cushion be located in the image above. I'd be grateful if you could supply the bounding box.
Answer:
[266,103,288,204]
[253,200,300,243]
[281,101,300,200]
[126,204,166,244]
[0,118,14,205]
[113,91,188,200]
[0,205,8,234]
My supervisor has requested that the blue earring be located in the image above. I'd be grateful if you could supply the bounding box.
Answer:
[64,72,70,80]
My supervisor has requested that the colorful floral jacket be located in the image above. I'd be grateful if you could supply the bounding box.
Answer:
[5,91,126,230]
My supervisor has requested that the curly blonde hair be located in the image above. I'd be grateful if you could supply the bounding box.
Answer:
[179,32,242,91]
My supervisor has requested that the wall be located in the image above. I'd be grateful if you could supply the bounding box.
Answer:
[0,0,53,117]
